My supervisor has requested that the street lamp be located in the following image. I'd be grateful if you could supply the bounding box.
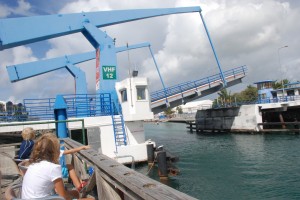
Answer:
[277,45,288,98]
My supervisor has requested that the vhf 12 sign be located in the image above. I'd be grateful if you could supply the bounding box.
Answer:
[102,66,116,80]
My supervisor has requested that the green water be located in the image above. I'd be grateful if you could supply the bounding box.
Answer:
[138,122,300,200]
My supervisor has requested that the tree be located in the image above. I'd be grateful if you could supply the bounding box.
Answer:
[238,85,258,102]
[212,88,232,107]
[273,79,289,89]
[164,107,175,118]
[213,85,258,107]
[176,106,183,114]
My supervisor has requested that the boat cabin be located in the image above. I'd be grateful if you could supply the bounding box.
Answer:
[255,80,300,103]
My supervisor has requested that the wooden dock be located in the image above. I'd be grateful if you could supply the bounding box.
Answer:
[1,139,197,200]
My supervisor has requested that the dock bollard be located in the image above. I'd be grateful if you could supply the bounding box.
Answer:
[189,122,193,133]
[147,144,154,165]
[157,151,168,179]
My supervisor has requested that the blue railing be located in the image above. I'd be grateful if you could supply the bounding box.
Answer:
[23,97,56,120]
[150,65,247,102]
[20,93,114,121]
[0,111,29,122]
[213,95,300,108]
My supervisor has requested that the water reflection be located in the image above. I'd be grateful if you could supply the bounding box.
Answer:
[232,134,265,161]
[143,123,300,199]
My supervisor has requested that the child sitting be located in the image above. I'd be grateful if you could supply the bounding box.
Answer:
[19,127,35,159]
[60,145,91,191]
[22,132,94,200]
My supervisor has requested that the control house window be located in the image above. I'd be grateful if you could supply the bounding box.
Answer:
[120,89,127,102]
[136,86,146,100]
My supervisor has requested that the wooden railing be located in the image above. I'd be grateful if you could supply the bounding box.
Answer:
[64,138,197,200]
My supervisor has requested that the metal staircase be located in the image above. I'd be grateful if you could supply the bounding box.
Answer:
[112,114,127,148]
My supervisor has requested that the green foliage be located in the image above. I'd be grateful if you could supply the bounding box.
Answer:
[237,85,258,102]
[164,107,175,117]
[273,79,289,89]
[213,85,258,106]
[176,106,183,114]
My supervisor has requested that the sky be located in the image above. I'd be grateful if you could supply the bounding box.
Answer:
[0,0,300,103]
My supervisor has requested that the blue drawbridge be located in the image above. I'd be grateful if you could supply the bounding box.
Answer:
[0,6,247,146]
[151,65,247,114]
[10,66,246,121]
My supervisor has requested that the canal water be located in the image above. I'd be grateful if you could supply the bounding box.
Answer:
[137,122,300,200]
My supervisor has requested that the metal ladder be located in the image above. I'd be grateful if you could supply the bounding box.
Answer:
[112,113,127,148]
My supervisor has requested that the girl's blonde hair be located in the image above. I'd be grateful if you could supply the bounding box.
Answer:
[21,127,35,140]
[30,132,60,164]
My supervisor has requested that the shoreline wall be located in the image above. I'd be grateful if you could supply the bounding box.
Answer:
[195,105,261,132]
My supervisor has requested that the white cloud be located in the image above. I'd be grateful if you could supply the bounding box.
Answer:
[1,0,300,103]
[0,0,33,18]
[14,0,32,16]
[0,4,11,17]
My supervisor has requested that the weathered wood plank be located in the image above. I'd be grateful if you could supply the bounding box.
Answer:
[95,168,121,200]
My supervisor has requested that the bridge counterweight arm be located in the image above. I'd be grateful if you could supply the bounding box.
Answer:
[6,51,95,82]
[5,42,155,83]
[0,7,201,50]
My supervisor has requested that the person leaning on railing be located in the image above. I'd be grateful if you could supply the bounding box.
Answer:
[60,144,91,192]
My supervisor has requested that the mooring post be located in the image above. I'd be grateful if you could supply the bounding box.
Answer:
[294,118,299,134]
[157,151,168,179]
[147,143,154,165]
[279,113,286,129]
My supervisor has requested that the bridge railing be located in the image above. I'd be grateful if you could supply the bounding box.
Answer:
[213,95,300,108]
[151,65,247,102]
[20,94,114,121]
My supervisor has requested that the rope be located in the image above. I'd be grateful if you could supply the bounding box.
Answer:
[146,153,158,175]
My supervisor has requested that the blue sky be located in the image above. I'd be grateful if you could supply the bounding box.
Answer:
[0,0,300,103]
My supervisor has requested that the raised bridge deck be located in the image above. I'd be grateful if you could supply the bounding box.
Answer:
[150,65,247,114]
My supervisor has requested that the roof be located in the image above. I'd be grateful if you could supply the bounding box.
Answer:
[176,99,213,109]
[285,81,300,86]
[253,80,275,84]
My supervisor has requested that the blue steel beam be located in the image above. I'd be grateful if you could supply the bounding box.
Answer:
[6,42,155,94]
[115,42,150,53]
[6,43,152,83]
[6,52,95,82]
[199,12,226,86]
[66,64,87,94]
[2,6,226,96]
[0,7,200,50]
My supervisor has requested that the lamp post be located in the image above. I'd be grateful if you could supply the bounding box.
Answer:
[278,45,288,99]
